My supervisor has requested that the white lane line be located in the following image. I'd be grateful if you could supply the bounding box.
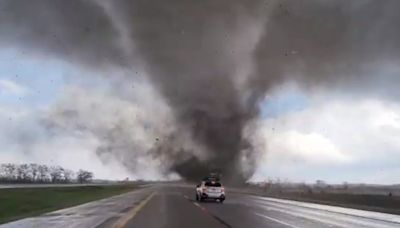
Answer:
[256,200,395,228]
[193,202,207,211]
[254,213,300,228]
[257,205,351,228]
[113,192,156,228]
[183,195,189,199]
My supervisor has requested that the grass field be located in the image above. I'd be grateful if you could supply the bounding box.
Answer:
[0,185,136,224]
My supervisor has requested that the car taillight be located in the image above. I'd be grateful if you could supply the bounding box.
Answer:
[202,187,207,192]
[221,187,225,193]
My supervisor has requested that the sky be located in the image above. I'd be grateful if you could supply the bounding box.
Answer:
[0,47,173,180]
[1,47,400,184]
[1,0,400,184]
[254,95,400,184]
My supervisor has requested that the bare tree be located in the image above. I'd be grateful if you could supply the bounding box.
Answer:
[49,166,63,183]
[1,163,17,182]
[0,163,93,184]
[77,170,94,183]
[0,164,7,181]
[16,164,31,182]
[37,164,49,183]
[29,163,40,182]
[63,169,75,183]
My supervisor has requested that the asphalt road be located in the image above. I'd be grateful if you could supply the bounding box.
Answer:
[3,184,400,228]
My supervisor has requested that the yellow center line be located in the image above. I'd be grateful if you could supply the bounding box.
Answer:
[113,192,156,228]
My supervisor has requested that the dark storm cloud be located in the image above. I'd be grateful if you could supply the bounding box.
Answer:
[1,0,400,183]
[113,0,266,183]
[250,0,400,101]
[0,0,125,66]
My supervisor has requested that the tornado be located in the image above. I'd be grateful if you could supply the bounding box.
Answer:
[1,0,400,183]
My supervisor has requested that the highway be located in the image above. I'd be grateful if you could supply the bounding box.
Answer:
[2,184,400,228]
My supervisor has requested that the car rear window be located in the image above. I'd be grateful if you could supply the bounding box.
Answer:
[205,182,222,187]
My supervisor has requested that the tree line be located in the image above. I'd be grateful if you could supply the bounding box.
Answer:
[0,163,94,184]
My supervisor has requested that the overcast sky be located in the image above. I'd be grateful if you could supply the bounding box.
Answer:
[1,47,399,184]
[1,1,400,184]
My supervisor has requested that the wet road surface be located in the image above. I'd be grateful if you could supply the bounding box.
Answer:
[2,184,400,228]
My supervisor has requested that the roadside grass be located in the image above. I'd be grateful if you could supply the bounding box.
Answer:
[0,185,136,224]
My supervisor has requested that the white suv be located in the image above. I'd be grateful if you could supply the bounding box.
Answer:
[196,180,225,203]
